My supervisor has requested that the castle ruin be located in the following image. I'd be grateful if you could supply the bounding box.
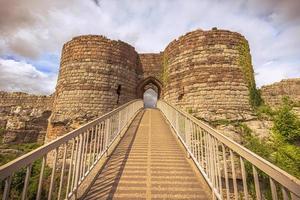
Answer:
[0,28,299,145]
[46,28,257,141]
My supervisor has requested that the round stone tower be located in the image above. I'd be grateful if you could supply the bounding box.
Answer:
[46,35,140,141]
[162,29,255,121]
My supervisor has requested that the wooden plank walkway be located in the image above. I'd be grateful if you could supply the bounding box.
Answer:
[83,109,210,200]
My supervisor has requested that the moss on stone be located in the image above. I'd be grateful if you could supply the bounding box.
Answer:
[161,54,169,86]
[237,40,262,108]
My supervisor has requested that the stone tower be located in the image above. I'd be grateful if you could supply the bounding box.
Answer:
[46,35,142,141]
[162,29,255,121]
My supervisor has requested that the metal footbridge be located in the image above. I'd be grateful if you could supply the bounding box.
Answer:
[1,100,300,199]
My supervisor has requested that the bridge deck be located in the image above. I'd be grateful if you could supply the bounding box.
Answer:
[83,109,210,200]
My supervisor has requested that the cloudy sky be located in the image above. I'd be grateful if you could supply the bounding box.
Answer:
[0,0,299,95]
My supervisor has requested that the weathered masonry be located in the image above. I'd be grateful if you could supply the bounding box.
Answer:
[46,28,257,141]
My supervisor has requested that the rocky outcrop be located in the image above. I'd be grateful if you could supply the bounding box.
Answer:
[261,78,300,107]
[0,92,53,144]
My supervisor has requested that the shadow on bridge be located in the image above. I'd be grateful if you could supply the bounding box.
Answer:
[83,110,145,200]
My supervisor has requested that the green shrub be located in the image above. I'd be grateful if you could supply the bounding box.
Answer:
[1,159,52,200]
[272,97,300,142]
[238,123,273,158]
[256,104,275,119]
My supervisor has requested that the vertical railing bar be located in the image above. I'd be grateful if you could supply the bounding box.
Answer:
[210,136,216,189]
[71,137,79,193]
[96,124,101,160]
[92,125,97,165]
[66,139,75,199]
[84,130,88,174]
[2,175,12,200]
[125,106,128,125]
[185,118,191,154]
[118,111,121,133]
[74,133,83,193]
[58,142,68,200]
[101,122,106,156]
[200,129,204,167]
[213,136,218,196]
[98,123,104,157]
[213,138,220,194]
[222,144,230,200]
[79,131,87,180]
[21,164,32,200]
[240,157,249,200]
[101,122,105,153]
[281,186,289,200]
[83,130,90,176]
[194,124,199,161]
[88,129,93,169]
[270,178,278,200]
[36,154,46,200]
[203,131,207,173]
[190,122,195,156]
[105,118,110,157]
[215,139,223,197]
[176,111,179,132]
[230,149,238,200]
[207,135,212,180]
[194,124,203,164]
[206,133,211,178]
[204,132,208,174]
[253,165,262,200]
[48,147,58,200]
[210,135,215,190]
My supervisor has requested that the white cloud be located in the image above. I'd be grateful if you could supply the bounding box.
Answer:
[0,0,299,92]
[0,59,57,95]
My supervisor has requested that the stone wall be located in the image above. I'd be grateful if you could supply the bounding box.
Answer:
[261,78,300,106]
[46,35,141,141]
[162,29,254,121]
[139,53,163,81]
[0,92,53,144]
[0,92,53,110]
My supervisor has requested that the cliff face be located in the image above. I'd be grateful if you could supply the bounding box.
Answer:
[261,78,300,107]
[0,92,53,144]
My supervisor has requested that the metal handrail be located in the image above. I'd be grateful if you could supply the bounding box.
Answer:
[158,100,300,200]
[0,100,144,200]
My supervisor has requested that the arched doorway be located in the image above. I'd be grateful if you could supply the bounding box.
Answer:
[137,76,162,108]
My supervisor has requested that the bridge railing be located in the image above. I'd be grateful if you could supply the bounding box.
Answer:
[0,100,143,200]
[158,100,300,200]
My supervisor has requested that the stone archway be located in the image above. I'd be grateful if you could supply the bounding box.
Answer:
[137,76,162,99]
